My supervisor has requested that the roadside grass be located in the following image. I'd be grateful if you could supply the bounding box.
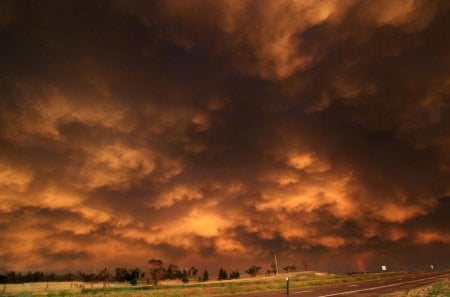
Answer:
[381,279,450,297]
[429,280,450,297]
[0,271,408,297]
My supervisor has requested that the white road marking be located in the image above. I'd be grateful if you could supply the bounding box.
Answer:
[315,273,449,297]
[294,290,313,294]
[348,284,359,287]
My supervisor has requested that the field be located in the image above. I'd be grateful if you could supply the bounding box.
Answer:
[0,271,407,297]
[381,279,450,297]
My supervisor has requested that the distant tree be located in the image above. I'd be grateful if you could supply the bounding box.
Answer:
[0,274,7,284]
[114,268,143,284]
[165,264,178,280]
[148,259,165,285]
[46,273,56,282]
[175,269,183,279]
[24,271,38,282]
[60,272,76,282]
[6,271,17,283]
[96,268,110,281]
[115,268,129,282]
[129,268,141,285]
[229,271,240,279]
[181,269,189,284]
[218,268,228,280]
[283,266,296,273]
[245,266,261,277]
[201,270,209,282]
[270,262,277,274]
[78,271,96,282]
[189,266,198,277]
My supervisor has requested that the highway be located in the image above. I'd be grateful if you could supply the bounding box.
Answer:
[217,271,449,297]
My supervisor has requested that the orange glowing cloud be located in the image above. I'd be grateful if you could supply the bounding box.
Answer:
[79,142,155,190]
[0,0,449,273]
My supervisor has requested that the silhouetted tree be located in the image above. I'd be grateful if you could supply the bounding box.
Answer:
[115,268,129,282]
[148,259,165,285]
[46,273,56,282]
[181,269,189,284]
[6,271,17,283]
[189,266,198,277]
[130,268,142,281]
[283,265,296,273]
[270,262,277,274]
[245,266,261,277]
[165,264,178,280]
[229,271,240,279]
[128,268,142,285]
[77,271,96,282]
[218,268,228,280]
[201,270,209,282]
[175,268,184,279]
[96,268,110,281]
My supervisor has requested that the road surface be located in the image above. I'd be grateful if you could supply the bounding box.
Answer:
[217,271,449,297]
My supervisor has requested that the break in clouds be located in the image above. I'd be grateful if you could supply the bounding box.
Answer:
[0,0,449,273]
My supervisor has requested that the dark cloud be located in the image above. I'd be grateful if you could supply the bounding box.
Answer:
[0,0,449,273]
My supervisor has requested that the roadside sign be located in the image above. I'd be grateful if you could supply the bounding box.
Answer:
[381,265,387,271]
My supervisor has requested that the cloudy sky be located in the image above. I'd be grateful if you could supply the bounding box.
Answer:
[0,0,449,274]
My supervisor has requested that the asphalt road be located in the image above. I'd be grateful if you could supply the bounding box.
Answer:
[217,271,449,297]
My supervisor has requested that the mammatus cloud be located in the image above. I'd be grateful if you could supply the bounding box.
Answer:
[0,0,449,273]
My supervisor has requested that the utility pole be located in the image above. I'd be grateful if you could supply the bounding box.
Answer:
[274,254,279,276]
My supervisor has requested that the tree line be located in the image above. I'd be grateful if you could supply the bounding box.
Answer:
[0,259,307,284]
[0,271,101,284]
[146,259,240,285]
[0,268,147,284]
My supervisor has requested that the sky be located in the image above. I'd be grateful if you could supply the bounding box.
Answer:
[0,0,450,274]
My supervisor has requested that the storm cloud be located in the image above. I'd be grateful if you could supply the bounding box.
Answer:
[0,0,449,273]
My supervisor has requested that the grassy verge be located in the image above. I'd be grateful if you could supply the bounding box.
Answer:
[381,279,450,297]
[0,271,408,297]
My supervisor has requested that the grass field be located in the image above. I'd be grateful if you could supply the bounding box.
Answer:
[0,271,407,297]
[381,279,450,297]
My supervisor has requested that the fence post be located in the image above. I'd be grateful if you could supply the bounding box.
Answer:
[286,276,289,295]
